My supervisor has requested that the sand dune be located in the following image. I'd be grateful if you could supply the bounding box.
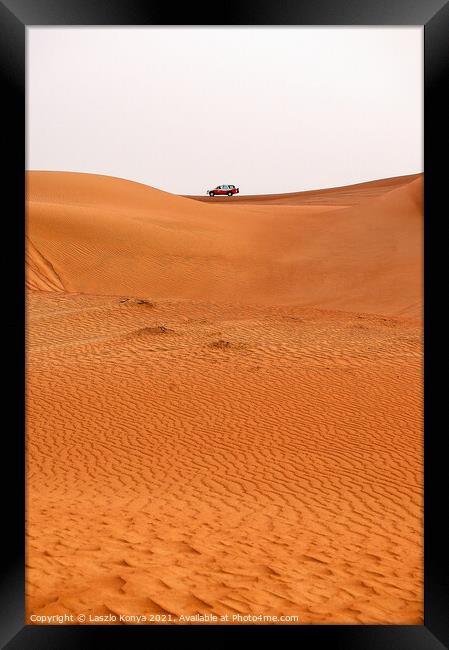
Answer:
[27,171,422,315]
[26,171,423,625]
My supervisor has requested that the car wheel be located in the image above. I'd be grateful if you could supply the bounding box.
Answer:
[227,191,232,196]
[209,191,214,197]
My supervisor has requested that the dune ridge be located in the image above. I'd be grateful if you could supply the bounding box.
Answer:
[184,173,421,205]
[26,171,423,625]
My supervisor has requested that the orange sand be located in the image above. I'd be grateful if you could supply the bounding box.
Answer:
[26,171,423,624]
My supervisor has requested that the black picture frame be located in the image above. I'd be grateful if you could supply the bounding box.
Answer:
[1,1,447,648]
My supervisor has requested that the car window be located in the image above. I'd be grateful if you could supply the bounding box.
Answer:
[229,185,234,189]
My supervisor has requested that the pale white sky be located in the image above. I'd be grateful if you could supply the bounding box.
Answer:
[27,27,423,195]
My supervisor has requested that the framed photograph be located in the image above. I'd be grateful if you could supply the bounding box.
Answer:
[1,0,447,647]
